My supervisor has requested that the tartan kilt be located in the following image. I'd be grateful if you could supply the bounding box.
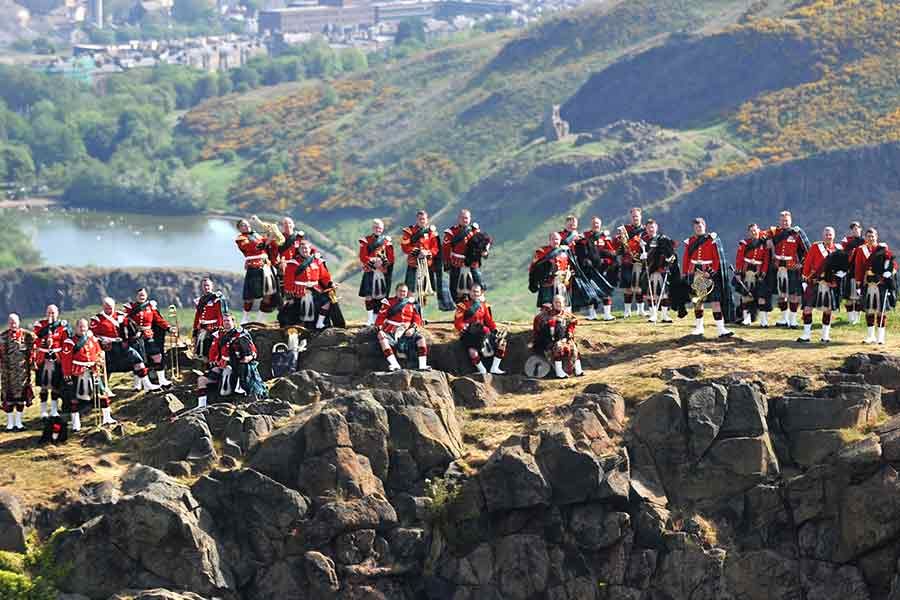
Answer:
[243,267,264,301]
[38,359,63,388]
[358,269,393,299]
[802,281,839,310]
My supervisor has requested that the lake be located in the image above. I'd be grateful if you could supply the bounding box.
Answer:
[11,209,246,273]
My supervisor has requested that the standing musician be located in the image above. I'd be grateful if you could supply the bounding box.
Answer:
[853,227,896,345]
[235,218,278,325]
[618,207,647,317]
[269,217,305,275]
[90,297,156,392]
[375,283,431,372]
[735,223,771,327]
[840,221,865,325]
[60,318,112,430]
[577,216,617,321]
[0,314,34,431]
[559,215,582,250]
[123,288,176,388]
[531,294,584,379]
[192,278,227,362]
[682,217,734,338]
[401,210,443,308]
[764,211,809,328]
[32,305,69,419]
[530,232,572,307]
[643,219,677,324]
[359,219,395,326]
[443,209,484,304]
[282,241,334,330]
[454,283,506,375]
[797,227,840,343]
[196,313,266,409]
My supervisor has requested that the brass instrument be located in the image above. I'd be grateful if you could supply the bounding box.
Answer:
[327,285,341,305]
[167,305,182,382]
[416,253,435,306]
[617,226,641,262]
[690,270,715,305]
[249,215,285,247]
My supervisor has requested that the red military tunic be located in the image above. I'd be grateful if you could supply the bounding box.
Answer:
[236,232,270,270]
[735,237,770,274]
[90,311,126,346]
[766,227,804,269]
[682,234,722,275]
[579,230,618,268]
[558,228,582,250]
[454,299,498,333]
[32,319,69,368]
[359,234,395,272]
[620,224,646,267]
[123,301,170,341]
[208,328,258,368]
[803,241,837,282]
[269,233,314,271]
[442,224,479,268]
[283,256,332,297]
[193,293,226,333]
[531,245,570,273]
[60,333,103,378]
[375,297,423,335]
[532,308,577,344]
[853,243,895,283]
[400,224,440,268]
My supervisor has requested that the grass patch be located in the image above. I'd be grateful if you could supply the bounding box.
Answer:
[187,158,247,210]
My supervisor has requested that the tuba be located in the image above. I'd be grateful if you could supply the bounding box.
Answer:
[249,215,285,246]
[690,270,715,305]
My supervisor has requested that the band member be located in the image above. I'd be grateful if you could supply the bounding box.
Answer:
[531,295,583,379]
[192,278,227,361]
[236,218,278,325]
[559,215,582,250]
[764,211,809,328]
[123,288,175,387]
[840,221,865,324]
[735,223,771,326]
[618,207,647,317]
[0,314,34,431]
[454,283,506,375]
[282,241,334,330]
[196,313,266,409]
[60,318,112,430]
[375,283,430,372]
[401,210,443,308]
[270,217,305,273]
[32,305,69,418]
[90,297,156,392]
[576,217,617,321]
[798,227,840,343]
[682,217,733,338]
[359,219,395,326]
[643,219,677,323]
[853,227,896,344]
[530,232,572,307]
[443,209,484,303]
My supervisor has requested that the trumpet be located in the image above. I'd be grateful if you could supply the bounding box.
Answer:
[250,215,285,246]
[167,305,182,382]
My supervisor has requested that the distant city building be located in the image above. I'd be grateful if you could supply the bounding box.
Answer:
[88,0,103,28]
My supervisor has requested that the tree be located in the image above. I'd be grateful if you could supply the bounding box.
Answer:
[321,84,339,108]
[395,18,426,45]
[0,144,36,184]
[339,48,368,73]
[194,73,219,103]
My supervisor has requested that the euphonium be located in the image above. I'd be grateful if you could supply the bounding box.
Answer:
[690,270,715,305]
[249,215,285,246]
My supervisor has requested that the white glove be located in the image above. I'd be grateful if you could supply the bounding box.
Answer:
[835,270,847,278]
[640,252,648,260]
[885,271,893,278]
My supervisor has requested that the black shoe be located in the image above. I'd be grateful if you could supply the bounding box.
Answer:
[796,337,810,343]
[718,331,734,338]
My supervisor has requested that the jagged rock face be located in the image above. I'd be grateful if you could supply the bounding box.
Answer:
[0,491,26,552]
[0,266,242,318]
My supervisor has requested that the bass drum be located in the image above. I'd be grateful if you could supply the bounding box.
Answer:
[524,354,551,379]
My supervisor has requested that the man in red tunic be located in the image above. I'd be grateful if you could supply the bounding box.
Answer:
[529,232,572,308]
[559,215,582,250]
[0,314,34,431]
[442,209,483,304]
[764,210,809,328]
[619,207,648,317]
[191,278,227,362]
[32,304,69,419]
[577,216,617,321]
[852,227,896,344]
[235,218,278,325]
[196,313,264,408]
[123,288,176,388]
[454,283,506,375]
[60,318,111,431]
[283,241,334,330]
[375,283,430,372]
[531,294,583,379]
[735,223,771,327]
[840,221,865,324]
[401,210,441,306]
[682,217,733,338]
[797,227,840,343]
[90,297,153,391]
[359,218,395,326]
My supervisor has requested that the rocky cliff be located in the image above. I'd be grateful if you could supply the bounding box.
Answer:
[0,266,243,318]
[3,322,900,599]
